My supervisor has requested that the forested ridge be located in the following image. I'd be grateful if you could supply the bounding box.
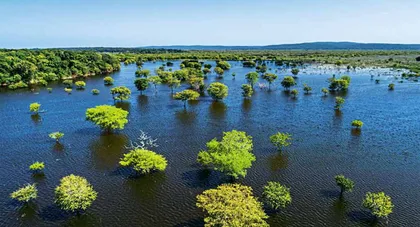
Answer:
[0,49,120,89]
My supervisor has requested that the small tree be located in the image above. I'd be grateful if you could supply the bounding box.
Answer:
[29,161,45,172]
[262,73,277,90]
[135,69,150,78]
[196,184,268,227]
[207,82,228,101]
[214,67,224,78]
[10,184,37,203]
[290,89,298,98]
[363,192,393,222]
[246,72,259,88]
[241,84,253,98]
[321,88,329,96]
[49,132,64,142]
[63,80,73,88]
[134,78,149,94]
[334,174,354,196]
[86,105,128,131]
[167,76,181,94]
[29,102,41,114]
[262,181,292,210]
[351,120,363,129]
[55,175,97,213]
[388,83,395,90]
[173,89,200,109]
[281,76,297,90]
[270,132,292,151]
[119,149,168,174]
[197,130,255,179]
[75,81,86,89]
[335,97,345,110]
[291,68,300,78]
[111,86,131,101]
[216,61,231,70]
[303,84,312,94]
[148,76,162,93]
[91,89,100,95]
[103,76,114,85]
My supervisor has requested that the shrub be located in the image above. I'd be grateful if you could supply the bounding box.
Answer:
[10,184,37,203]
[110,86,131,101]
[55,175,97,213]
[91,89,100,95]
[49,132,64,142]
[29,162,45,171]
[270,132,292,151]
[335,97,345,110]
[262,181,292,210]
[207,82,228,101]
[241,84,253,98]
[335,175,354,195]
[119,149,168,174]
[75,81,86,89]
[103,76,114,85]
[29,102,41,114]
[363,192,393,219]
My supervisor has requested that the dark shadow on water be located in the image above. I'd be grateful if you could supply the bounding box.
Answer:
[351,128,362,136]
[89,133,128,170]
[347,210,379,227]
[137,94,149,108]
[175,110,197,126]
[52,143,65,152]
[123,171,167,203]
[182,169,234,189]
[39,205,70,222]
[18,202,38,223]
[269,152,289,171]
[334,109,343,118]
[331,196,349,222]
[115,101,131,112]
[173,218,204,227]
[31,172,46,182]
[209,101,227,119]
[63,213,101,227]
[242,99,252,113]
[31,114,41,124]
[188,99,200,107]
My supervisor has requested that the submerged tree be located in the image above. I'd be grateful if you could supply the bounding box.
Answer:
[246,72,259,89]
[363,192,393,222]
[111,86,131,101]
[329,75,350,92]
[335,97,345,110]
[49,132,64,143]
[91,89,100,95]
[86,105,128,131]
[262,181,292,210]
[241,84,253,98]
[351,120,363,129]
[303,83,312,94]
[10,184,38,203]
[334,174,354,196]
[196,184,268,227]
[281,76,297,90]
[388,83,395,90]
[134,78,149,94]
[119,149,168,174]
[173,89,200,109]
[262,73,277,90]
[167,75,181,94]
[29,161,45,173]
[291,68,300,78]
[103,76,114,85]
[207,82,228,101]
[135,69,150,78]
[75,81,86,89]
[290,89,298,98]
[197,130,255,179]
[55,175,97,213]
[269,132,292,151]
[29,102,41,114]
[321,87,329,96]
[214,67,224,78]
[148,76,162,93]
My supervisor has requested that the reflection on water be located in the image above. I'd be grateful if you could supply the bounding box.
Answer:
[90,133,128,170]
[269,152,289,171]
[242,99,252,113]
[175,110,196,126]
[18,203,38,223]
[351,128,361,137]
[209,101,227,119]
[124,172,166,203]
[115,101,131,112]
[52,143,64,152]
[31,114,41,124]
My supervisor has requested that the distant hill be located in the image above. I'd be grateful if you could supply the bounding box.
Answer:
[144,42,420,51]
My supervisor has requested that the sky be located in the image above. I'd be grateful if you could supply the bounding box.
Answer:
[1,0,420,48]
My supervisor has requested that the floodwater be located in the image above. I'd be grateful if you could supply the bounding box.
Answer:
[0,61,419,227]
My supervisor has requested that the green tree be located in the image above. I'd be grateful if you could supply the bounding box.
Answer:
[29,102,41,114]
[351,120,363,129]
[86,105,128,131]
[111,86,131,101]
[29,161,45,172]
[246,72,259,88]
[197,130,255,179]
[134,78,149,94]
[291,68,300,77]
[303,83,312,94]
[207,82,228,101]
[335,97,345,110]
[281,76,297,90]
[173,89,200,109]
[75,81,86,89]
[363,192,393,221]
[63,79,73,88]
[321,87,329,96]
[262,181,292,210]
[135,69,150,78]
[91,89,100,95]
[49,132,64,142]
[104,76,114,85]
[241,84,253,98]
[55,175,97,213]
[214,67,224,78]
[10,184,37,203]
[167,75,181,94]
[329,75,350,91]
[196,184,268,227]
[216,61,231,70]
[119,149,168,174]
[290,89,298,98]
[148,76,162,92]
[270,132,292,151]
[388,83,395,90]
[335,175,354,196]
[262,73,277,90]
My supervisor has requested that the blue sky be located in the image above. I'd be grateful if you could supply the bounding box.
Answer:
[1,0,419,48]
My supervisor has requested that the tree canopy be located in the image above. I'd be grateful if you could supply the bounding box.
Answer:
[86,105,128,131]
[119,149,168,174]
[111,86,131,101]
[207,82,228,101]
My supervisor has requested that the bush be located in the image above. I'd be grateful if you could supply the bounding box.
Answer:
[8,81,28,90]
[10,184,37,203]
[207,82,228,101]
[110,86,131,101]
[241,84,253,98]
[91,89,100,95]
[86,105,129,131]
[55,175,97,213]
[29,162,45,171]
[120,149,168,174]
[270,132,292,151]
[363,192,393,219]
[75,81,86,89]
[335,97,345,110]
[49,132,64,142]
[29,102,41,114]
[104,76,114,85]
[351,120,363,129]
[262,181,292,210]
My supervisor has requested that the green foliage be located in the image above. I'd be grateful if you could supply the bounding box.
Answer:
[91,89,100,95]
[303,83,312,94]
[207,82,228,101]
[197,130,255,179]
[262,73,277,89]
[270,132,292,151]
[196,184,268,227]
[281,76,297,90]
[167,75,181,93]
[173,89,200,108]
[216,61,231,70]
[8,81,28,90]
[214,67,224,78]
[188,77,204,92]
[47,87,53,93]
[363,192,393,219]
[335,175,354,194]
[111,86,131,101]
[335,97,345,110]
[388,83,395,90]
[103,76,114,85]
[55,174,97,212]
[262,181,292,210]
[241,84,253,98]
[351,120,364,129]
[321,87,329,96]
[148,76,162,91]
[119,149,168,174]
[29,102,41,114]
[75,81,86,89]
[86,105,128,131]
[135,69,150,77]
[29,161,45,171]
[291,68,300,76]
[290,89,299,98]
[63,79,73,88]
[134,78,149,93]
[10,184,37,203]
[246,72,259,88]
[64,88,72,94]
[329,75,350,91]
[243,61,256,67]
[49,132,64,142]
